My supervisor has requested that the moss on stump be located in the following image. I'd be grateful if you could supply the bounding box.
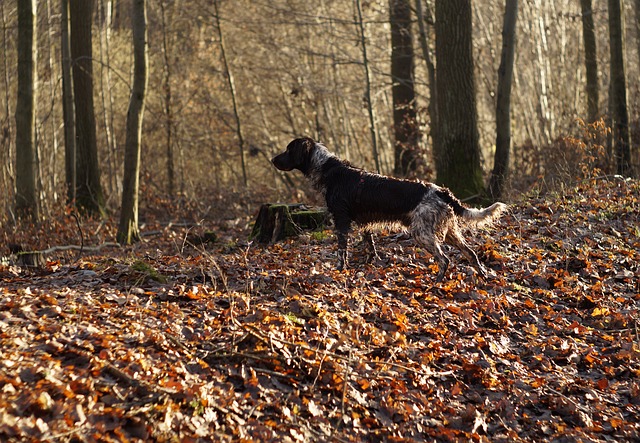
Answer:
[250,204,328,243]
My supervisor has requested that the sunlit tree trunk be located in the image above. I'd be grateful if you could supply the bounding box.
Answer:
[390,0,418,177]
[580,0,598,122]
[15,0,38,220]
[70,0,106,216]
[434,0,483,199]
[488,0,518,201]
[44,0,59,205]
[1,3,13,194]
[117,0,148,244]
[608,0,632,176]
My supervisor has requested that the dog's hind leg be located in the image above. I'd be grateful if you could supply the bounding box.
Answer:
[363,230,381,263]
[413,233,450,282]
[446,229,487,278]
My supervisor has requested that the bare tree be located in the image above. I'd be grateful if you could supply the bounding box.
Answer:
[434,0,483,199]
[414,0,438,158]
[1,2,13,199]
[488,0,518,200]
[118,0,148,244]
[159,0,175,197]
[608,0,632,176]
[580,0,598,122]
[61,0,76,203]
[214,0,248,187]
[70,0,106,216]
[15,0,38,219]
[390,0,419,177]
[355,0,381,173]
[636,0,640,74]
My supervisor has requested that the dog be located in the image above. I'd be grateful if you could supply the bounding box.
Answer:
[272,137,506,281]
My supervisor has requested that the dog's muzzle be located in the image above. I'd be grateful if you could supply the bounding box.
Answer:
[272,153,294,171]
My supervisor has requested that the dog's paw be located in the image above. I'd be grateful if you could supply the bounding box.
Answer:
[365,251,384,264]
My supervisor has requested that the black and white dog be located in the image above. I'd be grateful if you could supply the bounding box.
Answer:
[272,137,506,281]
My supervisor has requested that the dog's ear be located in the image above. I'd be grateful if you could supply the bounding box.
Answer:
[291,137,314,167]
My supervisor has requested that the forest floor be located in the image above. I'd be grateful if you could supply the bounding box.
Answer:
[1,177,639,442]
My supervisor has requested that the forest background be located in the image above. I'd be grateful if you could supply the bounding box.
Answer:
[1,1,640,441]
[1,0,639,227]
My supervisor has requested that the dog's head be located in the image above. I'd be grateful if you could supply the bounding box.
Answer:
[272,137,316,175]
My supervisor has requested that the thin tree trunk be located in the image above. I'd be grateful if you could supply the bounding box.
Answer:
[214,0,248,187]
[608,0,632,176]
[390,0,419,177]
[355,0,380,172]
[636,0,640,74]
[15,0,39,219]
[434,0,483,199]
[45,0,59,205]
[70,0,106,216]
[61,0,76,204]
[414,0,438,160]
[1,2,14,191]
[98,0,116,196]
[103,0,119,197]
[580,0,598,122]
[488,0,518,201]
[160,0,174,197]
[117,0,148,244]
[532,0,553,145]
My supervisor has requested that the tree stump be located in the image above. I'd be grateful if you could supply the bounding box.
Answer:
[250,204,328,243]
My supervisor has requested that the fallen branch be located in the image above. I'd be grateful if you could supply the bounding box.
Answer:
[11,242,120,267]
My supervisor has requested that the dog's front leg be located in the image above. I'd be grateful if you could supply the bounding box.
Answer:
[335,219,351,271]
[336,230,349,270]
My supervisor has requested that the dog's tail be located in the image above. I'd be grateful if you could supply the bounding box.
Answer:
[435,188,507,228]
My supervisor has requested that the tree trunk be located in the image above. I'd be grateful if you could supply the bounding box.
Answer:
[214,0,248,187]
[580,0,598,123]
[355,0,381,173]
[160,0,175,197]
[434,0,483,200]
[15,0,38,220]
[1,3,13,194]
[636,0,640,77]
[390,0,419,177]
[117,0,148,245]
[61,0,76,204]
[70,0,106,216]
[414,0,438,162]
[488,0,518,201]
[608,0,632,176]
